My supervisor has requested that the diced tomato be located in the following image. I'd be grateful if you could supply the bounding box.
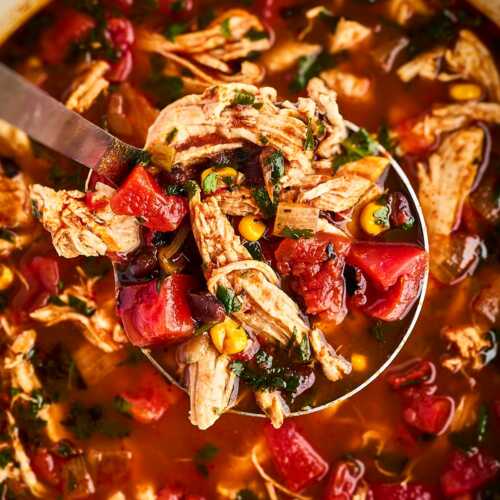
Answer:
[394,116,435,156]
[386,359,436,390]
[107,50,133,82]
[440,449,500,497]
[264,421,328,492]
[275,235,351,322]
[324,459,365,500]
[347,243,427,291]
[401,387,454,436]
[40,9,96,64]
[31,448,65,489]
[371,483,437,500]
[118,274,195,347]
[12,256,60,313]
[120,368,183,423]
[111,166,188,232]
[158,0,194,16]
[105,17,134,51]
[84,192,108,211]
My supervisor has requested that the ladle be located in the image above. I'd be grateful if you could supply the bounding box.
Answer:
[0,62,429,418]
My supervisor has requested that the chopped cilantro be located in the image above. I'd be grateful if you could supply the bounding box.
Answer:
[252,187,276,218]
[184,180,200,199]
[236,490,259,500]
[281,227,314,239]
[332,128,379,171]
[0,229,15,243]
[202,172,218,194]
[0,448,13,468]
[113,396,132,417]
[373,205,390,227]
[67,295,95,317]
[295,330,311,363]
[244,241,263,261]
[304,119,315,151]
[31,199,42,219]
[55,440,78,458]
[195,443,219,476]
[291,52,337,91]
[165,128,178,144]
[476,404,488,443]
[377,123,397,156]
[245,28,268,41]
[198,8,215,29]
[267,150,285,184]
[165,22,187,41]
[48,295,66,306]
[231,90,255,106]
[371,321,385,342]
[166,184,186,196]
[220,18,231,38]
[216,285,241,313]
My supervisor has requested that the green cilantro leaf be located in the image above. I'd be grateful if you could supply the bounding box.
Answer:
[202,172,218,194]
[281,227,314,239]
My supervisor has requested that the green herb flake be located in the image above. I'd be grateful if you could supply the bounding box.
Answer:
[371,321,385,342]
[295,329,311,363]
[231,90,255,106]
[252,187,276,219]
[259,134,269,145]
[184,180,200,200]
[236,489,259,500]
[195,443,219,476]
[55,440,77,458]
[202,172,218,194]
[113,396,132,416]
[280,227,314,239]
[245,28,268,41]
[216,285,242,313]
[165,22,187,41]
[332,128,379,172]
[373,205,390,227]
[0,229,15,243]
[166,184,186,196]
[304,120,315,151]
[291,52,337,91]
[220,18,231,38]
[476,404,488,443]
[244,241,263,261]
[31,200,42,219]
[165,128,178,144]
[67,295,95,317]
[267,150,285,184]
[377,123,397,156]
[48,295,66,307]
[0,448,13,468]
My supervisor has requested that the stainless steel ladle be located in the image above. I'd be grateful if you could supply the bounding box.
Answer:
[0,62,429,418]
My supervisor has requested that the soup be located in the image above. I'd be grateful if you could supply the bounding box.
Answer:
[0,0,498,498]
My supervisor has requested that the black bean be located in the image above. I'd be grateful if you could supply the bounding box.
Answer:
[187,291,225,323]
[0,157,20,178]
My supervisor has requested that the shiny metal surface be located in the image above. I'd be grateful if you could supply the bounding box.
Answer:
[0,63,141,183]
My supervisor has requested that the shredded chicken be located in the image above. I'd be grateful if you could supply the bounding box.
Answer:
[65,60,110,113]
[177,334,238,430]
[418,127,483,238]
[397,47,446,82]
[255,390,290,429]
[30,272,125,353]
[136,10,271,91]
[473,274,500,326]
[445,30,500,102]
[310,329,352,382]
[320,68,372,101]
[30,182,140,258]
[213,187,261,216]
[386,0,434,25]
[261,38,321,73]
[328,18,372,54]
[441,324,492,372]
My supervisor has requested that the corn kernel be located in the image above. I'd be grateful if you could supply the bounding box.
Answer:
[351,353,368,372]
[210,317,248,355]
[201,166,238,183]
[449,83,482,102]
[0,264,14,291]
[239,215,266,241]
[360,201,389,236]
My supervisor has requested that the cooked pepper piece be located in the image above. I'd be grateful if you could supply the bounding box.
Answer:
[118,274,195,347]
[264,421,328,492]
[324,458,366,500]
[371,482,438,500]
[110,165,188,232]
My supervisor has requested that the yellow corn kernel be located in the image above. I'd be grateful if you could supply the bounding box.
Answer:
[351,353,368,372]
[210,317,248,355]
[201,166,238,183]
[239,215,266,241]
[0,264,14,291]
[360,201,389,236]
[449,83,482,102]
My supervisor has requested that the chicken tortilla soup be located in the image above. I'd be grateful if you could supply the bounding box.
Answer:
[0,0,498,498]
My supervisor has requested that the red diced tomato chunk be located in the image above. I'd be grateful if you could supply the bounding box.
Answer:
[40,9,96,64]
[31,448,65,489]
[371,482,437,500]
[324,459,365,500]
[107,49,133,82]
[386,359,436,390]
[440,449,500,497]
[264,421,328,492]
[347,242,427,290]
[111,166,188,232]
[120,368,183,423]
[401,389,454,436]
[394,117,435,156]
[118,275,195,347]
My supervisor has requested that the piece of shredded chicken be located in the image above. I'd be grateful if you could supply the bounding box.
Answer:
[255,390,290,429]
[320,68,372,101]
[385,0,434,25]
[30,182,140,258]
[397,47,447,82]
[177,334,238,430]
[441,324,492,373]
[136,9,271,91]
[65,60,110,113]
[310,329,352,382]
[328,18,372,54]
[261,38,321,73]
[30,271,126,353]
